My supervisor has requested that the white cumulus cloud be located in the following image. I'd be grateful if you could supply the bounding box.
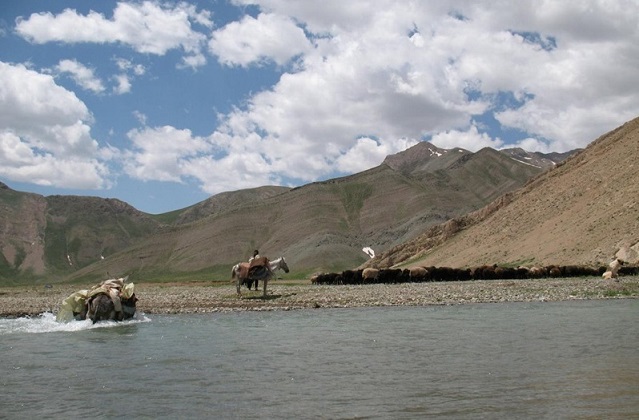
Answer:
[197,0,639,195]
[113,74,132,95]
[10,0,639,202]
[430,124,503,152]
[54,59,105,93]
[209,12,312,67]
[124,125,213,183]
[16,1,209,65]
[0,61,110,188]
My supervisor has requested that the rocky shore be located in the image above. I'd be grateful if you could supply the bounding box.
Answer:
[1,277,638,318]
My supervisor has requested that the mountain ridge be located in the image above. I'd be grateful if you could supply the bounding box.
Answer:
[0,144,575,283]
[365,117,639,269]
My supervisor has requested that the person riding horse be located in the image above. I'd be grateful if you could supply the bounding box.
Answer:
[232,255,290,297]
[247,250,272,288]
[242,250,262,289]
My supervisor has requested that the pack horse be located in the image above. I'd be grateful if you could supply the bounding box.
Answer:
[231,256,290,297]
[57,277,138,324]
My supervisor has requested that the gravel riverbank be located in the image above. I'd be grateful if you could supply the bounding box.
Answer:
[1,277,638,318]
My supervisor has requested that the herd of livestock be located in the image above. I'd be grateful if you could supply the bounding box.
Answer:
[311,260,638,285]
[55,258,635,324]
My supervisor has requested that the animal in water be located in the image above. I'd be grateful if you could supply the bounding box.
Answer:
[86,293,138,324]
[57,278,137,323]
[231,256,290,297]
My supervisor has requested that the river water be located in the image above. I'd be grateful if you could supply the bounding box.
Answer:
[1,299,638,419]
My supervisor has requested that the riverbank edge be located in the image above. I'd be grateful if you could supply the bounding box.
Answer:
[1,276,638,318]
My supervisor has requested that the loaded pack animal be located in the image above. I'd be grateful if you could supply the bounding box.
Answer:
[56,277,138,324]
[86,293,138,324]
[231,256,290,297]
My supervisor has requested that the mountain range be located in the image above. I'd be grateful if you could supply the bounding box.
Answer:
[366,116,639,270]
[1,141,577,284]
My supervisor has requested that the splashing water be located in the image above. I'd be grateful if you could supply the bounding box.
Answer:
[0,311,150,335]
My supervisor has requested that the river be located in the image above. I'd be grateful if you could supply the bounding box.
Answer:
[1,299,638,419]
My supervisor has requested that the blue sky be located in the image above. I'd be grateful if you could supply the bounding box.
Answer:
[1,1,638,214]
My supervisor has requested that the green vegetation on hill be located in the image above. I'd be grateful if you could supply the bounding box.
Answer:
[0,144,573,284]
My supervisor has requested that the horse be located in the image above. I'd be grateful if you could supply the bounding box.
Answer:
[86,293,138,324]
[231,256,290,297]
[231,257,290,290]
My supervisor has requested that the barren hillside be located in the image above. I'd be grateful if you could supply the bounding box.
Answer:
[369,116,639,269]
[64,149,552,281]
[1,142,573,282]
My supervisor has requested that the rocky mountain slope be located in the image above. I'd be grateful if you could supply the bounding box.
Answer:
[0,185,162,279]
[366,117,639,269]
[0,144,572,283]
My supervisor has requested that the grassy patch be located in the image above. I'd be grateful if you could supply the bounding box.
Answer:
[150,208,184,224]
[0,253,18,280]
[333,183,373,223]
[43,223,70,271]
[603,288,633,297]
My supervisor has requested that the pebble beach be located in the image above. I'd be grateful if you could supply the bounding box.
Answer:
[1,276,638,318]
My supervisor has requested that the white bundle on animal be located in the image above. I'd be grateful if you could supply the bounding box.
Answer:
[362,247,375,259]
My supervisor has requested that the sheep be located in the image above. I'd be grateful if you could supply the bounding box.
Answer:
[471,264,498,280]
[409,266,428,282]
[547,265,563,277]
[341,269,362,285]
[454,268,472,281]
[362,268,379,282]
[602,258,624,279]
[379,268,406,284]
[311,272,342,285]
[619,265,639,276]
[527,266,547,278]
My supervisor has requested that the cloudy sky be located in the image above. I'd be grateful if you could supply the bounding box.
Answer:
[1,1,638,214]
